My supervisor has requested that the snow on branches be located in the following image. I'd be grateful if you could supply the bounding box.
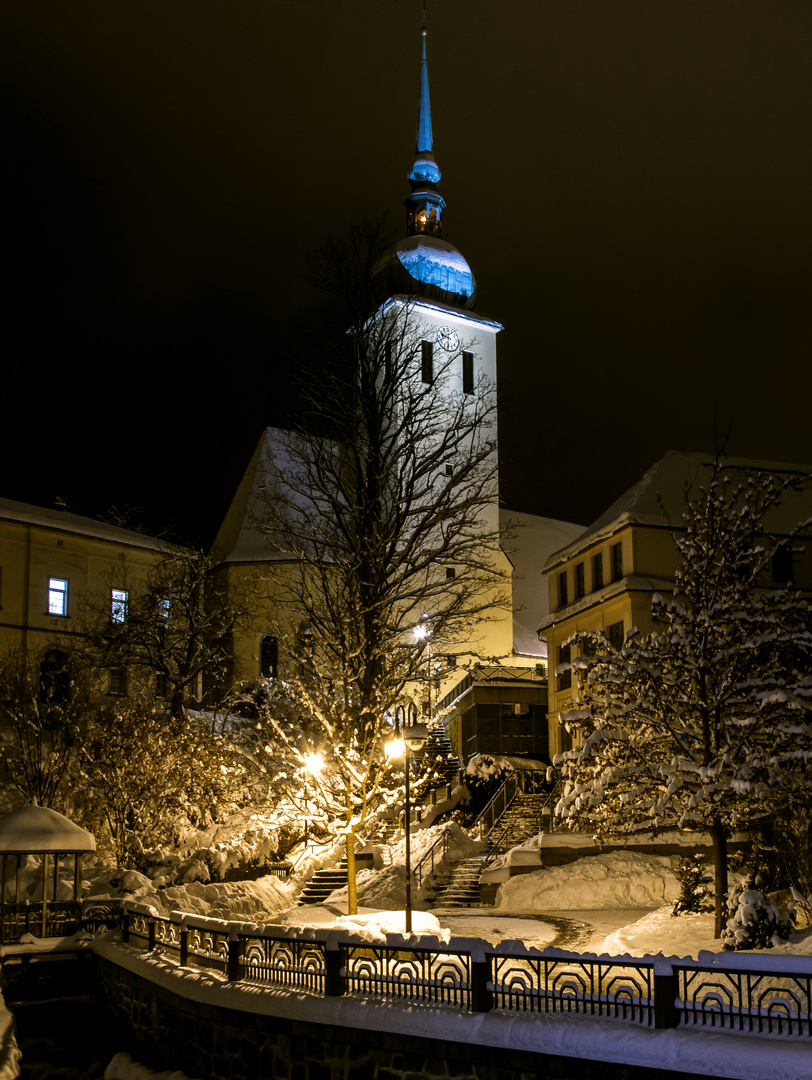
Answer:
[553,457,812,935]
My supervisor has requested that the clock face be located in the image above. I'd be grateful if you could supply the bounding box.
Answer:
[435,325,460,352]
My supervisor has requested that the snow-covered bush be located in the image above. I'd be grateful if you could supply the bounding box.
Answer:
[671,855,713,916]
[722,882,794,950]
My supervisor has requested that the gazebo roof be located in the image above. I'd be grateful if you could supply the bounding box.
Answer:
[0,801,96,854]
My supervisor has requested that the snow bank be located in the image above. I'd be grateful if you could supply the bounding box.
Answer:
[599,907,719,959]
[0,991,20,1080]
[139,875,294,920]
[104,1051,200,1080]
[496,853,679,911]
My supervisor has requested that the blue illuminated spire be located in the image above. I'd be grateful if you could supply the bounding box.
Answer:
[406,17,444,234]
[416,23,433,154]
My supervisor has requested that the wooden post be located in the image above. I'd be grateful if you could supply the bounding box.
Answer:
[41,853,48,937]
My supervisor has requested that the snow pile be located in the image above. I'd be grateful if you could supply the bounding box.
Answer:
[85,865,155,899]
[314,909,448,943]
[600,908,719,958]
[104,1051,199,1079]
[326,865,416,910]
[497,852,680,911]
[0,991,20,1080]
[139,875,293,920]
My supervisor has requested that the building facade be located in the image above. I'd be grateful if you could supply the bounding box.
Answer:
[539,452,812,759]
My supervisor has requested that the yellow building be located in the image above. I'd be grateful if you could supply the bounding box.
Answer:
[539,452,812,759]
[0,496,168,693]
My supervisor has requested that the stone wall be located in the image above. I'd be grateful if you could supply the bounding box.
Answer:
[95,954,695,1080]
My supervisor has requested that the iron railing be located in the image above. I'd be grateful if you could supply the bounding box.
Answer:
[0,897,122,945]
[118,902,812,1036]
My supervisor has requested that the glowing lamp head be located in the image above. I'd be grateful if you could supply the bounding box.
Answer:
[304,752,324,776]
[385,738,405,760]
[413,616,431,642]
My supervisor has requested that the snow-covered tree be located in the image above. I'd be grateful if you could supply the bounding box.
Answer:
[555,457,812,936]
[251,223,510,912]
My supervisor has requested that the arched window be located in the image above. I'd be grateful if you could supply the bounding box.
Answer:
[260,636,278,679]
[39,650,71,704]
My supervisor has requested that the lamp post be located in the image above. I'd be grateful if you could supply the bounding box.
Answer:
[385,722,429,933]
[413,614,432,718]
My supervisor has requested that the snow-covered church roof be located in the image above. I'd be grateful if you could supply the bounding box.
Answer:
[0,801,96,854]
[544,451,812,569]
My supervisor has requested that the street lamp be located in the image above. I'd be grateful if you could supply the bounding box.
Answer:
[413,614,432,718]
[385,722,429,934]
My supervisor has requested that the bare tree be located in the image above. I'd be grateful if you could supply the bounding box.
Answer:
[0,647,88,809]
[253,223,510,912]
[75,545,248,718]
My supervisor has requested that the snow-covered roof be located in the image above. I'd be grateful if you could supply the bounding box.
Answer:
[543,451,812,570]
[0,801,96,853]
[501,509,584,656]
[211,427,319,565]
[0,496,170,553]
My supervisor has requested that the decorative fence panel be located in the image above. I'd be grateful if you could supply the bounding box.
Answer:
[117,903,812,1041]
[241,933,326,993]
[342,941,472,1009]
[492,952,655,1025]
[677,961,812,1037]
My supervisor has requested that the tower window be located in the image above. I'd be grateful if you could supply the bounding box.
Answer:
[421,341,433,385]
[48,577,68,616]
[462,352,474,395]
[446,567,456,579]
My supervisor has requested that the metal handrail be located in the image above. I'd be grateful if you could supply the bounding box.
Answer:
[413,828,450,888]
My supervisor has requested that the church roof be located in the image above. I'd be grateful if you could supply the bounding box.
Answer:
[0,496,170,553]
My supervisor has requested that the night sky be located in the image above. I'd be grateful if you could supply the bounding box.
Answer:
[2,2,811,544]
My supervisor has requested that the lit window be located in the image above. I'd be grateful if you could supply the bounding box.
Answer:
[48,577,68,616]
[158,597,170,620]
[111,589,128,624]
[421,341,433,385]
[462,352,474,395]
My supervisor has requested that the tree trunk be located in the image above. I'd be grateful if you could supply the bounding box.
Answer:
[710,818,729,938]
[346,830,358,915]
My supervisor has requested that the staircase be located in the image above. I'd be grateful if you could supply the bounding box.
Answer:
[416,723,460,787]
[426,856,485,907]
[298,859,348,905]
[486,792,548,855]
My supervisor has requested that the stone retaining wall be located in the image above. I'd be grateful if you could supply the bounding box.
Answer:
[95,954,694,1080]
